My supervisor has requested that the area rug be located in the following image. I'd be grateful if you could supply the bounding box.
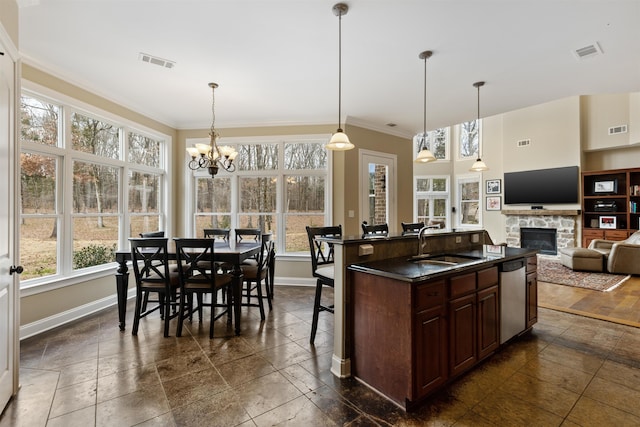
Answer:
[537,257,630,292]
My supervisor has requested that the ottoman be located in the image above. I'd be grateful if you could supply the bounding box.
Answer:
[559,247,604,272]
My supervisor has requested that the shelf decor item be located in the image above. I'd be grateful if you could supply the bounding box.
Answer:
[599,216,616,229]
[594,179,617,193]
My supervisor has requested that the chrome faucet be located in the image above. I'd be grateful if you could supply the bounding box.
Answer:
[417,226,431,257]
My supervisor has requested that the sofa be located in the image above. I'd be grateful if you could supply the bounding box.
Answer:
[588,231,640,275]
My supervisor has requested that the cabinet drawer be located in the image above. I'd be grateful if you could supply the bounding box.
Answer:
[526,256,537,273]
[449,272,476,298]
[605,230,628,240]
[415,280,445,312]
[583,229,604,239]
[477,267,498,290]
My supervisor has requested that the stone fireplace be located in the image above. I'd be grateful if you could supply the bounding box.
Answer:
[504,210,579,256]
[520,227,557,255]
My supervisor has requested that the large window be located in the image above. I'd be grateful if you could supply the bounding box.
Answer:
[459,119,480,159]
[20,92,168,284]
[415,176,449,229]
[457,175,481,227]
[415,127,449,160]
[193,137,329,255]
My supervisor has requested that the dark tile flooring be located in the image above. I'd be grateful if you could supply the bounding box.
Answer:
[3,285,640,426]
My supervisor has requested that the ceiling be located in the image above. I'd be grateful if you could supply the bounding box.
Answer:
[17,0,640,138]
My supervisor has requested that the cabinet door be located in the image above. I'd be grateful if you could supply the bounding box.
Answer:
[526,272,538,328]
[414,305,447,399]
[449,293,476,377]
[477,285,499,360]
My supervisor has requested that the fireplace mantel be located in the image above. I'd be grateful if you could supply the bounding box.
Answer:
[501,210,580,216]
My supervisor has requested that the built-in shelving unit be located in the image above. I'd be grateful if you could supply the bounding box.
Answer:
[582,167,640,247]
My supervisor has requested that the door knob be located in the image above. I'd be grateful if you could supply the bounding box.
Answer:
[9,265,23,275]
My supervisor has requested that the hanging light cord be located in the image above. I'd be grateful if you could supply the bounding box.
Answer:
[337,10,343,130]
[423,55,427,137]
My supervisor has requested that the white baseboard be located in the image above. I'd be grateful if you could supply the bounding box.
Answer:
[19,277,314,339]
[19,287,136,340]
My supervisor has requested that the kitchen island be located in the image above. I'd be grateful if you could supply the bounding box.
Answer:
[347,246,538,410]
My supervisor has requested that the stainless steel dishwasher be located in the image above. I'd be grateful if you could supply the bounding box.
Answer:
[500,258,526,344]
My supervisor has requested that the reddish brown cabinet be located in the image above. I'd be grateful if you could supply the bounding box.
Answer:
[349,260,531,410]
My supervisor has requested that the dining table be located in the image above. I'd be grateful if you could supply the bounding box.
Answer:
[115,239,262,335]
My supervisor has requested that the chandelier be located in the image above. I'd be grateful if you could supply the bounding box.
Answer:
[186,82,238,177]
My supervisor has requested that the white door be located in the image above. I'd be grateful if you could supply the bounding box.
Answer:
[359,150,397,231]
[0,35,20,410]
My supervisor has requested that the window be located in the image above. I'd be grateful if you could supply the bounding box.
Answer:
[457,175,481,227]
[415,127,449,160]
[192,137,330,255]
[459,119,480,159]
[20,92,169,284]
[415,176,449,229]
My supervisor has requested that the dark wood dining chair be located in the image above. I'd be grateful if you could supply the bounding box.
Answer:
[361,221,389,236]
[235,228,261,243]
[203,228,230,241]
[401,221,425,234]
[306,225,342,344]
[129,237,180,337]
[240,233,274,319]
[139,231,165,238]
[173,238,233,339]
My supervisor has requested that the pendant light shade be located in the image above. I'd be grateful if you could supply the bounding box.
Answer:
[326,3,354,151]
[469,81,489,172]
[415,50,436,163]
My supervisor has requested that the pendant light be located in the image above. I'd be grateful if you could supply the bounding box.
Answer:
[469,81,489,172]
[414,50,436,163]
[326,3,354,151]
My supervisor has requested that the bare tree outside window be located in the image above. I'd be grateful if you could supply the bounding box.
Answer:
[459,120,479,159]
[20,96,59,146]
[128,132,161,167]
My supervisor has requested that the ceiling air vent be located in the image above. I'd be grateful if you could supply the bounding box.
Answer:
[138,52,175,69]
[608,125,628,135]
[516,139,531,147]
[573,42,603,60]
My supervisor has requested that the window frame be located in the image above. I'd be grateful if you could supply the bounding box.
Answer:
[414,175,450,229]
[187,134,332,258]
[458,119,481,160]
[456,173,482,229]
[414,127,450,161]
[20,85,171,293]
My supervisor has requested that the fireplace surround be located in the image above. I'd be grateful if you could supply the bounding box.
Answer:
[503,210,578,255]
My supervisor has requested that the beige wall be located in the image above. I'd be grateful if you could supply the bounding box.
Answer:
[341,124,413,235]
[0,0,18,47]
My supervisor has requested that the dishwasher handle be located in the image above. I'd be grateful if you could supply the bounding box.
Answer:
[501,258,525,272]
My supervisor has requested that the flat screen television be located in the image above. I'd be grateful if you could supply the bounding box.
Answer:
[504,166,579,205]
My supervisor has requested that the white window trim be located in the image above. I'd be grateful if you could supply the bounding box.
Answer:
[186,134,332,256]
[456,173,482,229]
[414,127,451,161]
[20,83,172,291]
[457,119,482,161]
[414,175,450,229]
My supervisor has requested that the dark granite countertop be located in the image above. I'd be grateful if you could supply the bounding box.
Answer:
[348,247,536,282]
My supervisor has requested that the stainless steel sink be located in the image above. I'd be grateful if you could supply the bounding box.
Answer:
[409,254,482,266]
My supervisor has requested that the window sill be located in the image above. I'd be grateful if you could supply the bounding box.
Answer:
[20,263,118,297]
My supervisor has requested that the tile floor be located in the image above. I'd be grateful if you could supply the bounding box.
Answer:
[3,285,640,426]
